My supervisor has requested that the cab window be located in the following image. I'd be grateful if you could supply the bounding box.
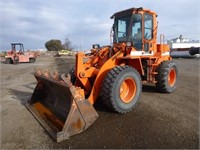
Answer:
[132,14,142,50]
[144,14,153,40]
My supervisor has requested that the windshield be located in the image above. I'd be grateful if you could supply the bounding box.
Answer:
[113,15,131,43]
[113,14,142,50]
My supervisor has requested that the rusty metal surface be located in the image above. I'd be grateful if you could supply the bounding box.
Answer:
[27,70,98,142]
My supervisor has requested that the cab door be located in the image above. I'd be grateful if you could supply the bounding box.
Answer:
[143,13,154,52]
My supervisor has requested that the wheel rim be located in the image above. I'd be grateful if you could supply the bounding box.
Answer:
[168,68,176,86]
[120,78,136,103]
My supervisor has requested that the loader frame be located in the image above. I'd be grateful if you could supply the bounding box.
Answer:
[74,42,171,105]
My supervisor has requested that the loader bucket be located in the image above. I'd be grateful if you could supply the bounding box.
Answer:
[26,72,98,142]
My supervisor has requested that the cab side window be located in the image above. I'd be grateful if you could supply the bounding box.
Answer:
[144,14,153,40]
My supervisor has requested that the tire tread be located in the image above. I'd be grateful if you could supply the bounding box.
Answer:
[155,61,178,93]
[100,65,141,113]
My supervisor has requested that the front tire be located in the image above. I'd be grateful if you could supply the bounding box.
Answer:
[100,65,142,113]
[5,58,12,64]
[155,61,178,93]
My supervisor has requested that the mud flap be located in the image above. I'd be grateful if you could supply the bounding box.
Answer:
[26,73,98,142]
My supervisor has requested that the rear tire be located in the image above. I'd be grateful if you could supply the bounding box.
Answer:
[100,65,142,113]
[155,61,178,93]
[30,58,36,63]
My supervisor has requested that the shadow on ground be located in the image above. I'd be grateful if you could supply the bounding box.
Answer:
[8,85,35,105]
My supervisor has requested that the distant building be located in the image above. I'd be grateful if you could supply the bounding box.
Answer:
[34,48,47,51]
[167,35,200,49]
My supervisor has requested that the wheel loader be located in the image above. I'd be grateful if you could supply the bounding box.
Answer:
[27,7,178,142]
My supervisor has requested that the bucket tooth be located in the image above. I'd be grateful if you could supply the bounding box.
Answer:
[35,67,43,76]
[43,69,50,78]
[50,71,59,81]
[61,74,72,87]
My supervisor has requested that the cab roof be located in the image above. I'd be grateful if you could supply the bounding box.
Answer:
[110,7,157,19]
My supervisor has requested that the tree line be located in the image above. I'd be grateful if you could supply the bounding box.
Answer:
[45,37,75,51]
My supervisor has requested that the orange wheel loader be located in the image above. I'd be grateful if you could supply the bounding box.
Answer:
[26,7,178,142]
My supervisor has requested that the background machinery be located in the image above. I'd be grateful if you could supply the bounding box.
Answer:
[27,7,178,142]
[5,43,36,64]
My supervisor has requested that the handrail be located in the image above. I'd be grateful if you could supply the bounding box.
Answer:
[160,34,165,44]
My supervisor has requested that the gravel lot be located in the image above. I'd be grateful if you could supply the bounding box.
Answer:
[0,56,199,149]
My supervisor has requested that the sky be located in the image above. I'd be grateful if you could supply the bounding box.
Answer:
[0,0,199,51]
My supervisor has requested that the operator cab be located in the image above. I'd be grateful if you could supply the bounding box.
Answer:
[111,7,157,52]
[11,43,24,54]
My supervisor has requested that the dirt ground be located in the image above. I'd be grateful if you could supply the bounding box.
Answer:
[0,56,199,149]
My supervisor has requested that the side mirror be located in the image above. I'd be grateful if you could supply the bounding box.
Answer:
[111,24,114,35]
